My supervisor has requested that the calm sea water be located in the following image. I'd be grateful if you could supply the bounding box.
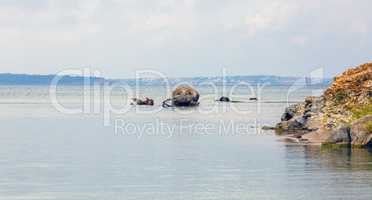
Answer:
[0,85,372,200]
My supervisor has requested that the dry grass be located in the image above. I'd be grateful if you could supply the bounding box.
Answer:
[351,101,372,120]
[365,121,372,133]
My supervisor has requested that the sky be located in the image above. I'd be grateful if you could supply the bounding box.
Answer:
[0,0,371,78]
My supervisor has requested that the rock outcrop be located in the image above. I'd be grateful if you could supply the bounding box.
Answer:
[275,96,324,134]
[275,62,372,147]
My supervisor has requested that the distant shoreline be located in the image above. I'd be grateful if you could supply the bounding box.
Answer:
[0,73,332,86]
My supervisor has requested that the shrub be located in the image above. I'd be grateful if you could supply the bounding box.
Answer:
[334,90,348,103]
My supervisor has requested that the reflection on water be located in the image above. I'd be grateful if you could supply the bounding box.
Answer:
[281,145,372,200]
[300,145,372,170]
[0,118,371,200]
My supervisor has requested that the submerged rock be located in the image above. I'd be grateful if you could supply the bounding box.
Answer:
[262,126,276,130]
[218,96,230,102]
[131,97,154,106]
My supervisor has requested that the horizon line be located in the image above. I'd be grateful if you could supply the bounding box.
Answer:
[0,72,333,80]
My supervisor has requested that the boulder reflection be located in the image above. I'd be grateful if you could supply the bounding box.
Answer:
[284,144,372,171]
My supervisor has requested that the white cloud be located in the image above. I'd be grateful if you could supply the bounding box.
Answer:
[350,20,368,34]
[291,35,309,46]
[0,0,372,77]
[245,1,299,36]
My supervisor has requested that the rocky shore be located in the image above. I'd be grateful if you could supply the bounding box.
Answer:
[274,63,372,147]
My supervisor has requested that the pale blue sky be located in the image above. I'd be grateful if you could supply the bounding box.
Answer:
[0,0,371,78]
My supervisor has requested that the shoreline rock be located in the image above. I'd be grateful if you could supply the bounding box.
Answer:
[351,115,372,146]
[272,63,372,148]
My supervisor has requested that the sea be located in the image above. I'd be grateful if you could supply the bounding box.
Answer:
[0,85,372,200]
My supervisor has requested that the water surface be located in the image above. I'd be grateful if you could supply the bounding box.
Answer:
[1,86,372,200]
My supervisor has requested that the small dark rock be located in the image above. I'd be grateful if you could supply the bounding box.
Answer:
[368,91,372,97]
[262,126,276,130]
[281,105,300,121]
[303,112,312,119]
[131,97,154,106]
[293,133,303,139]
[281,111,295,121]
[219,96,230,102]
[287,117,306,129]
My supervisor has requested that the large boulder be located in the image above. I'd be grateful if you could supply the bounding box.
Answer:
[171,86,200,107]
[350,115,372,146]
[302,116,372,147]
[325,126,351,144]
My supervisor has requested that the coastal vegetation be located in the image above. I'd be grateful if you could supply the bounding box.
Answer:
[274,62,372,148]
[366,121,372,133]
[351,100,372,120]
[334,90,348,103]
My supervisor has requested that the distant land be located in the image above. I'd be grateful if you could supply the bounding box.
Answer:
[0,73,332,86]
[0,73,105,85]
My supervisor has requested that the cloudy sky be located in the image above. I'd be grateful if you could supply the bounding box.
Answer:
[0,0,371,78]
